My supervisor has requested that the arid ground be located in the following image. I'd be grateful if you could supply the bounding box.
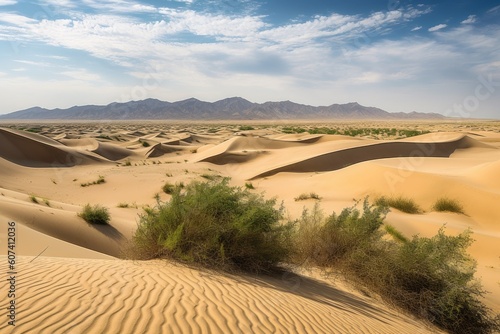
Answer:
[0,120,499,333]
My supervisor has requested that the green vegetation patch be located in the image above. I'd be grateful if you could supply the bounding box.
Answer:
[292,200,500,334]
[375,196,422,214]
[131,178,292,273]
[433,197,465,214]
[78,204,110,225]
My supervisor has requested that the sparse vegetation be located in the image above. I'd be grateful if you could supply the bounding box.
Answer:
[30,195,39,204]
[78,204,110,225]
[162,182,176,194]
[375,196,422,214]
[96,135,112,140]
[245,182,255,190]
[280,126,430,138]
[25,127,42,133]
[44,199,51,207]
[131,179,292,273]
[124,160,132,166]
[200,173,220,181]
[141,141,150,147]
[433,197,465,214]
[117,203,130,208]
[294,192,321,201]
[239,125,255,131]
[292,200,500,334]
[81,175,106,187]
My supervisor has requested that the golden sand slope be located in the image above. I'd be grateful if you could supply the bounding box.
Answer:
[0,256,440,334]
[0,122,498,333]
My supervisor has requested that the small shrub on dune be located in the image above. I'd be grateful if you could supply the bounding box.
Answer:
[131,178,292,273]
[78,204,110,225]
[433,197,465,214]
[294,192,321,201]
[245,182,255,190]
[375,196,422,214]
[162,182,176,194]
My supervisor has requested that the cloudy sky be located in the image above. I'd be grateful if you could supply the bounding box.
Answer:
[0,0,499,118]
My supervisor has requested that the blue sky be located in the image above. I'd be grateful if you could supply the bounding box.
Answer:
[0,0,499,118]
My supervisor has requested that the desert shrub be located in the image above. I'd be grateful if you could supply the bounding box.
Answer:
[245,182,255,190]
[78,204,110,225]
[81,175,106,187]
[294,192,321,201]
[293,199,388,267]
[239,125,255,131]
[30,195,39,204]
[132,179,292,273]
[433,198,465,214]
[381,228,499,334]
[141,141,150,147]
[292,200,500,334]
[375,196,422,214]
[162,182,176,194]
[200,173,220,181]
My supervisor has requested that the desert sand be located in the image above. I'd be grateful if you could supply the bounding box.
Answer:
[1,120,499,333]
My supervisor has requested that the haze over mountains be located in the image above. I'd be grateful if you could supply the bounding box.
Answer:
[0,97,445,120]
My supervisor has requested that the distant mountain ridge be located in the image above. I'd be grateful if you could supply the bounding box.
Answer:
[0,97,445,120]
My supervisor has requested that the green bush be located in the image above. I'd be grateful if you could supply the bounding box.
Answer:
[292,200,500,334]
[245,182,255,190]
[292,199,388,267]
[162,182,175,194]
[375,196,422,214]
[131,178,292,273]
[78,204,110,225]
[433,198,465,214]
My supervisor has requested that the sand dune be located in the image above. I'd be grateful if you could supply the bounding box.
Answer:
[196,133,496,180]
[0,121,499,333]
[0,256,440,334]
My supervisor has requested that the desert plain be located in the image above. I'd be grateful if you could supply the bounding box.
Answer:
[0,119,499,333]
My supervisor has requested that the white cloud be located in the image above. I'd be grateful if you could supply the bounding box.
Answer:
[82,0,157,13]
[428,24,447,32]
[0,13,37,26]
[461,15,476,24]
[0,0,16,5]
[487,5,500,14]
[13,60,51,67]
[168,0,194,3]
[411,26,422,31]
[39,0,75,8]
[61,69,101,81]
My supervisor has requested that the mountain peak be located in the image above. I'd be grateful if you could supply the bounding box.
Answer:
[0,98,446,120]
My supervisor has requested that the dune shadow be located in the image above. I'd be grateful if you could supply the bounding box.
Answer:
[87,222,125,242]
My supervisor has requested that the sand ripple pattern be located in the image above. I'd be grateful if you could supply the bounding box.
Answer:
[0,256,439,334]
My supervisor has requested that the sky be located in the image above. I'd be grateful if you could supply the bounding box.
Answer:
[0,0,499,118]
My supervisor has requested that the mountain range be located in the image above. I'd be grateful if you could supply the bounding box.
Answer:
[0,97,445,120]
